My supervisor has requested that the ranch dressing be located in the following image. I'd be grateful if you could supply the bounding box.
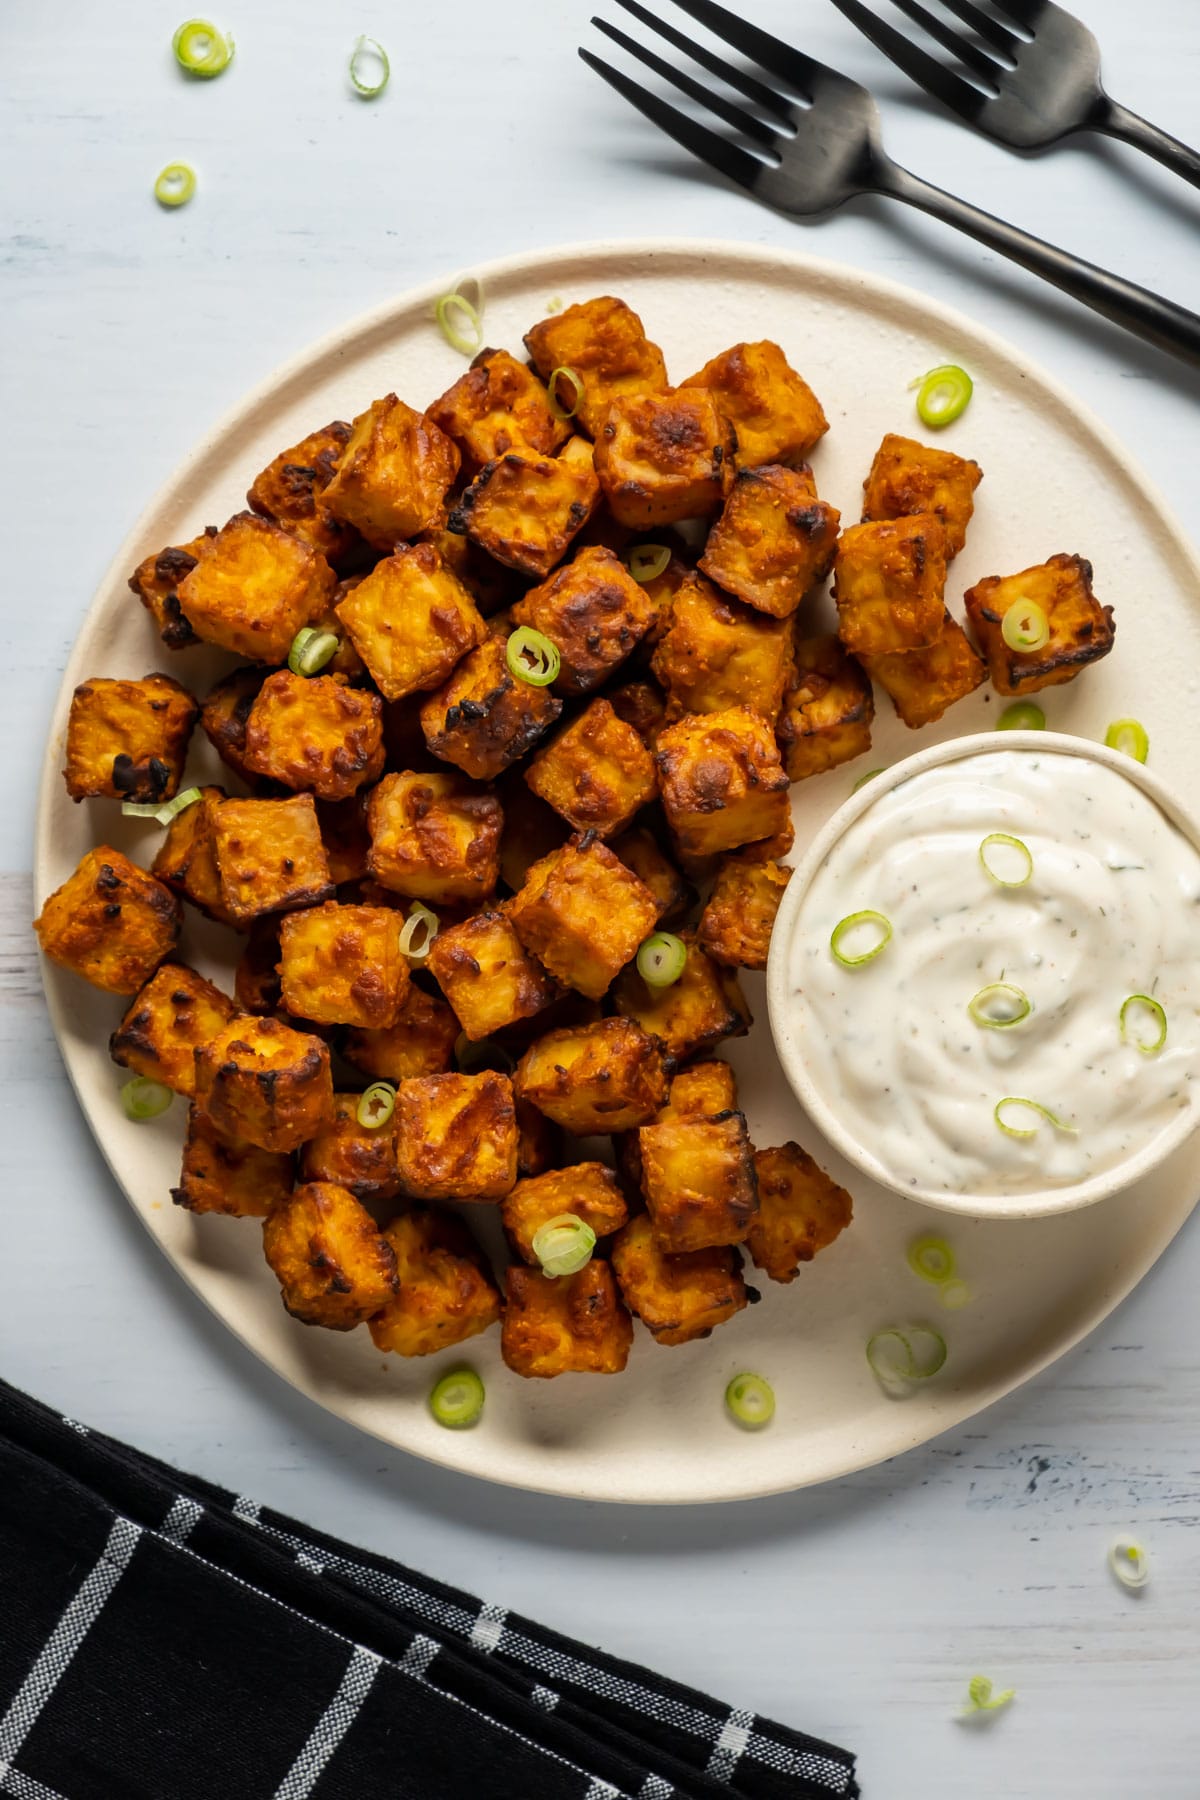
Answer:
[789,749,1200,1196]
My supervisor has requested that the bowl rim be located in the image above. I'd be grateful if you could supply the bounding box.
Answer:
[766,728,1200,1221]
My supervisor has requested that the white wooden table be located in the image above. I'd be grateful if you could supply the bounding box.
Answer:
[5,2,1200,1792]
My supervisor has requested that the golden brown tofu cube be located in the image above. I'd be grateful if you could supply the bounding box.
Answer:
[524,699,658,838]
[110,962,236,1097]
[593,388,735,529]
[176,512,336,664]
[834,515,947,658]
[322,394,460,550]
[862,432,982,561]
[511,546,656,696]
[699,465,840,618]
[128,529,217,650]
[420,634,564,780]
[242,671,384,803]
[736,817,796,865]
[524,296,668,439]
[335,542,487,703]
[341,982,459,1083]
[151,787,239,928]
[863,611,986,728]
[368,1205,501,1357]
[651,572,795,720]
[194,1013,334,1152]
[656,707,790,858]
[612,934,750,1065]
[427,347,570,476]
[501,1260,633,1378]
[611,1215,747,1346]
[366,771,502,904]
[427,908,559,1041]
[395,1070,517,1200]
[211,794,334,924]
[448,437,600,579]
[298,1091,401,1202]
[502,1163,628,1266]
[34,847,181,996]
[246,420,360,565]
[278,903,409,1030]
[172,1105,293,1219]
[697,857,792,972]
[684,339,828,468]
[262,1180,399,1329]
[778,635,875,781]
[748,1141,853,1283]
[606,679,669,746]
[964,553,1115,695]
[515,1017,668,1133]
[235,918,283,1016]
[610,826,688,923]
[199,667,269,787]
[639,1110,758,1254]
[64,673,198,804]
[508,835,659,1000]
[664,1059,737,1118]
[419,527,526,618]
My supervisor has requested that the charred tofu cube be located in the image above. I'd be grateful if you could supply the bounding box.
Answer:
[200,666,269,787]
[656,707,790,858]
[524,295,668,439]
[420,634,564,780]
[211,794,334,924]
[243,671,384,802]
[964,553,1115,695]
[395,1070,517,1200]
[497,774,570,894]
[606,679,669,746]
[524,698,658,838]
[340,982,459,1083]
[447,436,600,579]
[368,1205,502,1357]
[366,771,502,903]
[299,1091,401,1202]
[110,962,236,1096]
[316,794,371,885]
[322,394,459,550]
[834,515,947,658]
[610,826,688,923]
[194,1013,334,1152]
[34,847,181,995]
[699,465,840,618]
[151,787,241,928]
[514,1017,668,1133]
[501,1260,633,1377]
[778,634,874,781]
[863,611,986,728]
[262,1180,398,1329]
[748,1141,853,1282]
[128,529,217,649]
[172,1104,293,1218]
[593,388,735,529]
[511,546,656,696]
[612,933,750,1064]
[246,420,360,565]
[235,918,284,1016]
[683,339,827,468]
[862,432,982,560]
[335,542,487,703]
[508,835,659,999]
[278,902,408,1029]
[651,572,795,720]
[502,1163,628,1266]
[176,512,336,664]
[697,857,792,972]
[611,1215,747,1346]
[639,1109,758,1254]
[427,908,559,1040]
[427,347,571,475]
[65,673,198,804]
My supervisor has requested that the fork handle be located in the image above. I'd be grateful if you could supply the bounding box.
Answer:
[1095,97,1200,193]
[879,161,1200,368]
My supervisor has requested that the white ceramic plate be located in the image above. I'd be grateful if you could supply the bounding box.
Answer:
[34,239,1200,1505]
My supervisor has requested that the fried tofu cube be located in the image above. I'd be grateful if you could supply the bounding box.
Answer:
[278,902,408,1030]
[322,394,459,550]
[194,1014,334,1151]
[611,1215,747,1346]
[834,515,947,657]
[683,339,828,468]
[697,857,792,972]
[151,787,239,928]
[242,670,384,802]
[862,432,982,560]
[395,1070,517,1200]
[419,527,526,618]
[638,1107,758,1254]
[524,698,658,838]
[110,962,236,1096]
[298,1091,401,1202]
[235,918,283,1016]
[964,553,1115,695]
[502,1260,633,1377]
[511,546,656,696]
[172,1105,293,1218]
[497,775,570,893]
[447,436,600,579]
[656,707,790,858]
[427,347,570,475]
[176,512,336,664]
[368,1206,501,1357]
[606,679,669,746]
[340,982,459,1083]
[651,572,795,720]
[593,387,735,530]
[34,847,181,995]
[246,420,360,565]
[508,835,659,999]
[514,1017,668,1133]
[612,933,750,1064]
[524,296,668,439]
[335,542,487,703]
[699,465,840,618]
[420,634,564,780]
[366,771,502,904]
[515,1096,560,1179]
[211,794,334,924]
[262,1180,398,1329]
[199,667,268,786]
[502,1163,628,1265]
[427,907,559,1040]
[863,611,986,728]
[64,673,198,804]
[748,1141,853,1282]
[665,1059,737,1118]
[778,634,875,781]
[128,529,218,649]
[610,826,688,923]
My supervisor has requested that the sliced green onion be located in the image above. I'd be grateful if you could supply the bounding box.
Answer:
[636,931,687,988]
[866,1325,947,1392]
[1109,1536,1149,1592]
[830,910,892,968]
[121,786,203,827]
[547,365,584,423]
[357,1082,396,1130]
[907,1235,956,1285]
[399,903,439,962]
[962,1675,1015,1716]
[967,981,1032,1029]
[979,832,1033,887]
[154,162,196,208]
[455,1034,516,1075]
[1105,718,1149,763]
[627,543,672,584]
[546,295,564,314]
[994,1096,1078,1139]
[1119,993,1167,1055]
[121,1077,173,1121]
[436,290,483,357]
[506,626,560,687]
[1001,599,1050,654]
[997,701,1046,731]
[287,627,338,677]
[531,1213,597,1279]
[172,18,234,76]
[912,363,973,429]
[725,1372,776,1430]
[429,1367,485,1429]
[940,1279,972,1312]
[348,35,389,97]
[852,767,885,792]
